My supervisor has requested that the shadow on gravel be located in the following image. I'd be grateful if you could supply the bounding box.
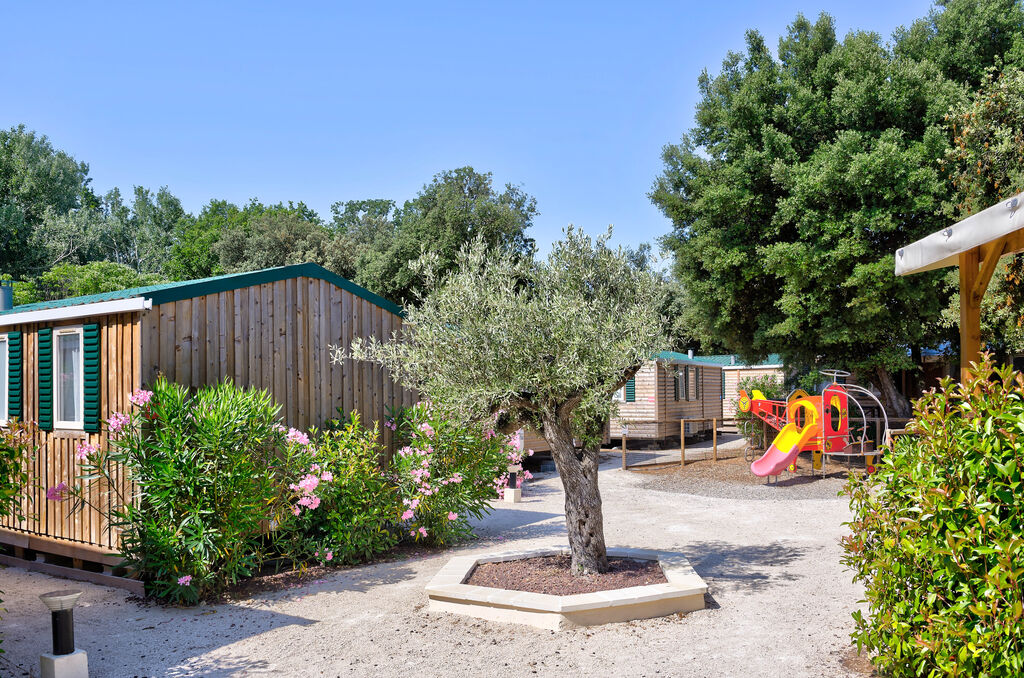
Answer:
[683,540,808,593]
[472,509,564,541]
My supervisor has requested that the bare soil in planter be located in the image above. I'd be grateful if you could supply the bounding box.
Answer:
[465,554,667,595]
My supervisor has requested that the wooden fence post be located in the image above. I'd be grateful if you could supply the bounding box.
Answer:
[712,418,718,462]
[680,419,686,467]
[621,429,627,470]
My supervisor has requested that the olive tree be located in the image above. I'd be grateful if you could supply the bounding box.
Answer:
[339,227,664,573]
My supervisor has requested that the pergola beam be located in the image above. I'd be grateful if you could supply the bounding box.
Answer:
[895,192,1024,383]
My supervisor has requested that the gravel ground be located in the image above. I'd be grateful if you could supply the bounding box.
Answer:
[0,457,871,678]
[633,454,857,501]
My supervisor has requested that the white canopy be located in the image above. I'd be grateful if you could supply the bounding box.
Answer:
[895,191,1024,275]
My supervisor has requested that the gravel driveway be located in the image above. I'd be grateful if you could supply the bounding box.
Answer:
[0,455,869,678]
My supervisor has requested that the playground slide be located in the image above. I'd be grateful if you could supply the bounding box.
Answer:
[750,422,821,477]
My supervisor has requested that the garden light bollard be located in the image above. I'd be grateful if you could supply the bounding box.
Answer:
[38,590,89,678]
[504,463,522,503]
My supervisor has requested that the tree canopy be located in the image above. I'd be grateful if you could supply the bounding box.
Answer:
[651,2,1024,414]
[344,228,664,572]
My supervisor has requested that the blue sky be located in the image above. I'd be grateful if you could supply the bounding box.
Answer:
[3,1,933,253]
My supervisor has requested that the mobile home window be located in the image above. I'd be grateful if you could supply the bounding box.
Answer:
[55,327,84,429]
[0,335,7,424]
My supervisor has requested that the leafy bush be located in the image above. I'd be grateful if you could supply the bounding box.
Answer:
[1,419,35,652]
[282,413,399,566]
[72,377,315,603]
[843,358,1024,677]
[735,374,784,446]
[391,402,518,545]
[0,420,34,522]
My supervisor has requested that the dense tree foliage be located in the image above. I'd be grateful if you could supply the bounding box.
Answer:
[1,123,539,309]
[345,228,664,573]
[652,1,1024,415]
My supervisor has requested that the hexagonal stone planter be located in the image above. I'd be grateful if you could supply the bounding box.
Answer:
[426,547,707,631]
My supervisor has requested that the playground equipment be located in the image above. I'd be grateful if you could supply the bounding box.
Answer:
[738,369,889,479]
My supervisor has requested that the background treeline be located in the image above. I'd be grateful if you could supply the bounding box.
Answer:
[0,130,537,307]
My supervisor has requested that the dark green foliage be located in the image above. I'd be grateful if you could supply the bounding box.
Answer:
[282,414,399,565]
[17,262,166,305]
[651,2,1023,412]
[101,377,303,602]
[843,357,1024,676]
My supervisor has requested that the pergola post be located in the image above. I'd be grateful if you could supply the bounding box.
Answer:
[895,192,1024,384]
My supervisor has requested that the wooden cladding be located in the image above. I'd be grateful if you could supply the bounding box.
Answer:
[138,276,413,450]
[0,313,140,550]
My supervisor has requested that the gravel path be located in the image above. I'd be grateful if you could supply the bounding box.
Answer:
[0,457,870,678]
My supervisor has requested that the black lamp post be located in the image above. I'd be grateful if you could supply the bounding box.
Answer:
[38,590,81,656]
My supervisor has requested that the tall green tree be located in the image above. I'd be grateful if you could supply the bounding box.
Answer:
[939,65,1024,355]
[0,125,92,276]
[19,261,166,304]
[347,229,664,573]
[214,201,328,273]
[354,167,537,303]
[652,4,1021,416]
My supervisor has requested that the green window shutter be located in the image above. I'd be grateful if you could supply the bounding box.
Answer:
[38,328,53,431]
[673,371,679,401]
[695,367,701,400]
[83,323,101,432]
[625,378,635,402]
[7,331,22,421]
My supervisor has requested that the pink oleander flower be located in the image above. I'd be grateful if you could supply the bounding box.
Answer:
[401,509,415,521]
[129,389,154,407]
[75,442,99,461]
[107,411,130,434]
[297,474,320,493]
[418,526,428,537]
[447,512,458,521]
[418,422,434,437]
[527,449,535,457]
[523,470,533,480]
[178,575,192,586]
[484,429,495,439]
[46,483,69,502]
[385,419,397,431]
[286,428,310,446]
[292,506,301,516]
[298,495,321,510]
[325,551,333,562]
[273,423,287,433]
[320,471,333,482]
[310,464,321,472]
[410,498,420,509]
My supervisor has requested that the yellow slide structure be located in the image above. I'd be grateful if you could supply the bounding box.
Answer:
[750,397,821,477]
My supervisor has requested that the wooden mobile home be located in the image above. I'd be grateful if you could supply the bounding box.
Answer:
[608,352,724,442]
[0,263,413,570]
[699,354,786,418]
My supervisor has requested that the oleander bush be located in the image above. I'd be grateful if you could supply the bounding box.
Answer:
[281,413,400,566]
[1,419,35,652]
[391,401,525,545]
[843,357,1024,677]
[72,377,316,603]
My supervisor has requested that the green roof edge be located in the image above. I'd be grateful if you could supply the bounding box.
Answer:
[1,263,405,319]
[144,263,405,317]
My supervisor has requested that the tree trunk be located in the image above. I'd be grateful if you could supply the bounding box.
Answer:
[873,366,912,419]
[541,413,609,574]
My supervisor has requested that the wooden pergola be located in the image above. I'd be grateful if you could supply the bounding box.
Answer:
[895,191,1024,382]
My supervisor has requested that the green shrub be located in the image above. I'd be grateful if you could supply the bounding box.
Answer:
[735,373,784,446]
[391,402,512,545]
[0,420,33,523]
[282,413,400,565]
[72,377,313,603]
[1,419,35,652]
[843,358,1024,677]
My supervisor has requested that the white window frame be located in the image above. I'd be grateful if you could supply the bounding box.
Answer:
[612,386,625,402]
[0,333,8,425]
[54,326,85,431]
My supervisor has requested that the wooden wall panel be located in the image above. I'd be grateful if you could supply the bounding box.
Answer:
[1,312,140,553]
